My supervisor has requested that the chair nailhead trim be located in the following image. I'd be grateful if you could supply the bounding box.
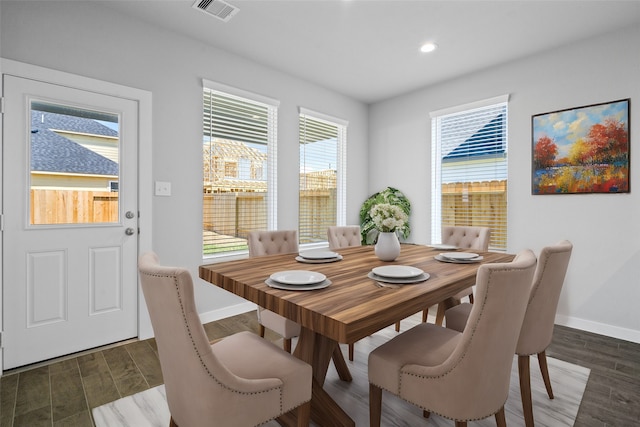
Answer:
[142,270,285,415]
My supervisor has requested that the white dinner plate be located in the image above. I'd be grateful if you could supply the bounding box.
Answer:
[435,254,484,264]
[372,265,424,279]
[429,244,458,250]
[269,270,326,285]
[440,252,480,260]
[265,278,331,291]
[295,255,343,264]
[299,250,340,260]
[368,271,430,284]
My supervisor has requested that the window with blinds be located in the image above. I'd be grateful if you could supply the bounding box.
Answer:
[431,96,508,251]
[299,109,347,245]
[202,82,278,256]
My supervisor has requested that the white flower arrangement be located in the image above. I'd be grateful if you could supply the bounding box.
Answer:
[370,203,408,233]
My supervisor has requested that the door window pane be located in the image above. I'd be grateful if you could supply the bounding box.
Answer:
[30,101,120,225]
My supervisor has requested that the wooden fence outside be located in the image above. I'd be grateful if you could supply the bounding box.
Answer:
[31,189,119,224]
[203,189,336,244]
[441,180,507,250]
[28,182,506,249]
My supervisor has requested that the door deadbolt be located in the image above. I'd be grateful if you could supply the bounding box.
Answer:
[125,211,135,219]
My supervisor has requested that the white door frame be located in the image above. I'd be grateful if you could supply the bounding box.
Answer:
[0,58,154,375]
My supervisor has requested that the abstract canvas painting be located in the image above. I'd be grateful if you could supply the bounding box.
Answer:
[532,99,630,194]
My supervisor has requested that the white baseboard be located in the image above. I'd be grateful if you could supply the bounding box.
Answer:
[198,301,257,325]
[555,314,640,344]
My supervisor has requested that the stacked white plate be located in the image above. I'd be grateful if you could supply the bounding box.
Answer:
[435,252,484,263]
[296,250,343,264]
[429,243,458,250]
[368,265,430,284]
[265,270,332,291]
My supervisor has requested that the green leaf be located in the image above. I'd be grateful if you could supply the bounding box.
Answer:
[359,187,411,244]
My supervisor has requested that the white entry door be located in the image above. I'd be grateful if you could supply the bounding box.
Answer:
[2,75,139,369]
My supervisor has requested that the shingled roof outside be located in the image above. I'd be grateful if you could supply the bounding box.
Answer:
[442,112,505,162]
[31,111,119,176]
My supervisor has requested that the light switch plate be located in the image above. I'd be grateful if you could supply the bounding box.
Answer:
[155,181,171,196]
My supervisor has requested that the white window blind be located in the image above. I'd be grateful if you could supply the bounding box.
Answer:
[431,96,508,251]
[202,82,278,256]
[299,109,347,245]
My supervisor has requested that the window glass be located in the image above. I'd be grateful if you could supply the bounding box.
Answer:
[431,99,508,250]
[299,111,347,245]
[202,87,277,256]
[30,101,120,225]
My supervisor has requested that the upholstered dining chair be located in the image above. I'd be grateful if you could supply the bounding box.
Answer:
[138,252,312,427]
[247,230,300,353]
[327,225,361,361]
[248,230,350,374]
[327,225,362,250]
[368,249,537,427]
[427,225,491,325]
[445,240,573,427]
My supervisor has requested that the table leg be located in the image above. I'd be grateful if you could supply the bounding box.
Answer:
[332,346,353,382]
[291,327,355,426]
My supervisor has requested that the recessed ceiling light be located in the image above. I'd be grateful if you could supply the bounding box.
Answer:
[420,42,438,53]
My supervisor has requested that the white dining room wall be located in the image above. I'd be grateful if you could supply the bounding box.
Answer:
[0,1,369,338]
[2,1,638,345]
[368,24,640,343]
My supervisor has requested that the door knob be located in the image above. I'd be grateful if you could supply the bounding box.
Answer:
[125,227,136,236]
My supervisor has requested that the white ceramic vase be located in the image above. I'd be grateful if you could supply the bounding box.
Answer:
[375,231,401,261]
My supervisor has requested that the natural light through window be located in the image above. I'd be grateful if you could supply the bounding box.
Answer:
[431,95,509,251]
[298,108,347,245]
[202,81,279,257]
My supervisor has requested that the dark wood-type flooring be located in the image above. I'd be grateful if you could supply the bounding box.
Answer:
[1,311,638,427]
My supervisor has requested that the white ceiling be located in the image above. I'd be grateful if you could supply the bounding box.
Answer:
[102,0,640,104]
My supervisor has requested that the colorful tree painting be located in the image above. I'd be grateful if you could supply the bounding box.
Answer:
[532,99,629,194]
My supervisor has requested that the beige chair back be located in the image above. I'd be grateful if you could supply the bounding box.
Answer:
[247,230,298,257]
[138,252,289,426]
[399,250,536,420]
[517,240,573,356]
[247,230,301,346]
[442,225,491,251]
[327,225,362,249]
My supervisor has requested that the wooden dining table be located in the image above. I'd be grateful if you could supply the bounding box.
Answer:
[199,243,514,426]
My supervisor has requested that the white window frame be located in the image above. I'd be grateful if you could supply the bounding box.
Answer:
[298,107,347,247]
[202,79,280,258]
[430,94,509,249]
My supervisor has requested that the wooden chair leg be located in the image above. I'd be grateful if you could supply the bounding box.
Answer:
[538,350,554,399]
[284,338,292,353]
[494,406,506,427]
[423,410,430,418]
[518,355,534,427]
[468,293,474,304]
[296,401,311,427]
[259,324,266,338]
[454,421,467,427]
[169,416,178,427]
[348,343,354,361]
[435,303,446,325]
[395,321,401,332]
[422,308,428,323]
[369,383,382,427]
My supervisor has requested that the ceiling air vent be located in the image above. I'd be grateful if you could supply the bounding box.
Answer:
[193,0,239,23]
